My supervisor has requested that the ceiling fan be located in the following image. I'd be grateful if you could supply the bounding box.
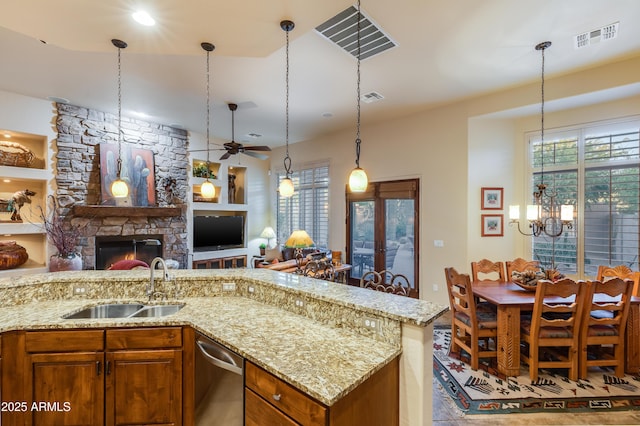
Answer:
[219,103,271,160]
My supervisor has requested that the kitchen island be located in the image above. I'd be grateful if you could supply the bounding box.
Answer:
[0,268,447,425]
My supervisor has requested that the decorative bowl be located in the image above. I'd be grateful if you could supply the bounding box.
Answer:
[511,270,545,291]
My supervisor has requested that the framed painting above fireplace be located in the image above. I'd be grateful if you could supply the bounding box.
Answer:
[99,143,156,206]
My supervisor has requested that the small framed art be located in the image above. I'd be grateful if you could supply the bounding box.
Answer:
[481,214,503,237]
[481,187,503,210]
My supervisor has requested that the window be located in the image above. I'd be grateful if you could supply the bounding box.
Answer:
[277,164,329,248]
[529,118,640,276]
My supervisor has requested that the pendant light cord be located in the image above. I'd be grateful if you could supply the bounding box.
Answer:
[283,25,292,177]
[537,41,550,186]
[354,0,362,168]
[116,44,123,176]
[206,48,211,167]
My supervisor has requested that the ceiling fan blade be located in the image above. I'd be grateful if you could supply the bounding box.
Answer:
[219,151,232,160]
[243,151,269,160]
[243,145,271,152]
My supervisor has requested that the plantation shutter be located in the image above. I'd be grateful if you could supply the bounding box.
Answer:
[277,164,329,248]
[583,130,640,275]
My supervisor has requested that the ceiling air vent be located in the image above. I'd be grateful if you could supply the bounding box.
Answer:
[575,22,619,48]
[361,91,384,104]
[315,5,397,60]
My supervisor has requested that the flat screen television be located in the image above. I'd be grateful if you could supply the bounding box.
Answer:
[193,215,244,251]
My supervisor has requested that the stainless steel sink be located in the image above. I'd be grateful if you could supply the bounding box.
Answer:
[128,304,185,318]
[62,303,145,319]
[62,303,184,319]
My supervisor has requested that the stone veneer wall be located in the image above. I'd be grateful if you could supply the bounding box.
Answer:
[54,103,189,268]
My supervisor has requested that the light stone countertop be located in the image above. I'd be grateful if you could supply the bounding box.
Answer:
[0,269,447,406]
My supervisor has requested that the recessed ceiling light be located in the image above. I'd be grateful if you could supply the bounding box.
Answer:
[322,112,333,118]
[132,10,155,26]
[3,133,11,138]
[3,179,11,183]
[131,111,149,118]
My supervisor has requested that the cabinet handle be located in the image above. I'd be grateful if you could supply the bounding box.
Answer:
[106,360,111,375]
[272,394,281,401]
[96,361,101,376]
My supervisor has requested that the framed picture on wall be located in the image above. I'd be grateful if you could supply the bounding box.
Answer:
[99,143,156,206]
[481,187,503,210]
[481,214,503,237]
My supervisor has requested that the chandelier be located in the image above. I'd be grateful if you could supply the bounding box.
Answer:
[509,41,573,238]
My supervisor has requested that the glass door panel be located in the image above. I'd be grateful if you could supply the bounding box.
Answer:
[350,200,375,280]
[384,199,415,285]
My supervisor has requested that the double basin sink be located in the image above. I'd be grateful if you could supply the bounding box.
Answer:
[63,303,184,319]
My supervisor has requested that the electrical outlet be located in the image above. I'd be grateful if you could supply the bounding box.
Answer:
[363,317,381,333]
[72,286,86,296]
[433,240,444,247]
[433,284,438,292]
[248,286,255,294]
[222,282,236,291]
[295,299,304,308]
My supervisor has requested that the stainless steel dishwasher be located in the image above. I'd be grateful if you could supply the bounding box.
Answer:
[194,333,244,426]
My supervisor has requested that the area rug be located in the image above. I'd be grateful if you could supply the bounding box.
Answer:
[433,328,640,415]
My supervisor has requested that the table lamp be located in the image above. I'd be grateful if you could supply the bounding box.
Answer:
[260,226,276,248]
[285,230,315,273]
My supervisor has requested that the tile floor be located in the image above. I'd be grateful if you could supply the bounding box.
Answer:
[432,310,640,425]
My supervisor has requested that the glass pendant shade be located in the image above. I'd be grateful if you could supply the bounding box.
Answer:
[200,180,215,199]
[111,178,129,198]
[278,177,294,197]
[348,167,368,192]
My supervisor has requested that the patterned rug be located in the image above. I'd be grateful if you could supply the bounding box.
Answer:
[433,328,640,414]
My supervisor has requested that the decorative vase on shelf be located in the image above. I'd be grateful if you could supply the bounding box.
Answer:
[49,253,82,272]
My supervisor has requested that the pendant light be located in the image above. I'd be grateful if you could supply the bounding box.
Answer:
[110,39,129,199]
[278,20,295,198]
[200,42,216,200]
[509,41,574,238]
[348,0,368,193]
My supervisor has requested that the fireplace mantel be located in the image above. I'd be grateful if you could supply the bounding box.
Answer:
[72,205,182,218]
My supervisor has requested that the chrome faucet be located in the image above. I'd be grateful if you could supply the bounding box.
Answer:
[148,257,171,300]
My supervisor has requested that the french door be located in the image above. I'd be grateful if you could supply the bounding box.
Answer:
[346,178,419,298]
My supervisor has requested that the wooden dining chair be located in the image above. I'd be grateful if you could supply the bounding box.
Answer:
[520,278,587,381]
[444,267,498,370]
[596,265,640,297]
[471,259,506,283]
[579,278,633,379]
[505,258,540,278]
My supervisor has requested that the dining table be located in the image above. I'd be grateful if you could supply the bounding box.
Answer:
[471,280,640,377]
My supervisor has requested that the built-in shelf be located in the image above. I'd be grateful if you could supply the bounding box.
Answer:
[72,206,182,218]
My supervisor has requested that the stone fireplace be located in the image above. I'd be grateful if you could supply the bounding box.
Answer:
[54,103,189,269]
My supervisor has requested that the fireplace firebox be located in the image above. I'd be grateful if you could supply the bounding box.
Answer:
[95,236,163,270]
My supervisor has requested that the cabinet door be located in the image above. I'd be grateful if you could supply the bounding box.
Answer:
[106,349,182,426]
[27,352,105,426]
[245,388,298,426]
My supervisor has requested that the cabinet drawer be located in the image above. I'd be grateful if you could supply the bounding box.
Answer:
[245,362,326,426]
[25,330,104,352]
[106,327,182,350]
[245,388,298,426]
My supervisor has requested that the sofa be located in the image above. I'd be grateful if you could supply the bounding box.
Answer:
[257,246,330,273]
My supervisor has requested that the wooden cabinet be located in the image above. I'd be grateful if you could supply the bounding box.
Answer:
[106,328,183,426]
[193,254,247,269]
[1,327,183,426]
[245,358,399,426]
